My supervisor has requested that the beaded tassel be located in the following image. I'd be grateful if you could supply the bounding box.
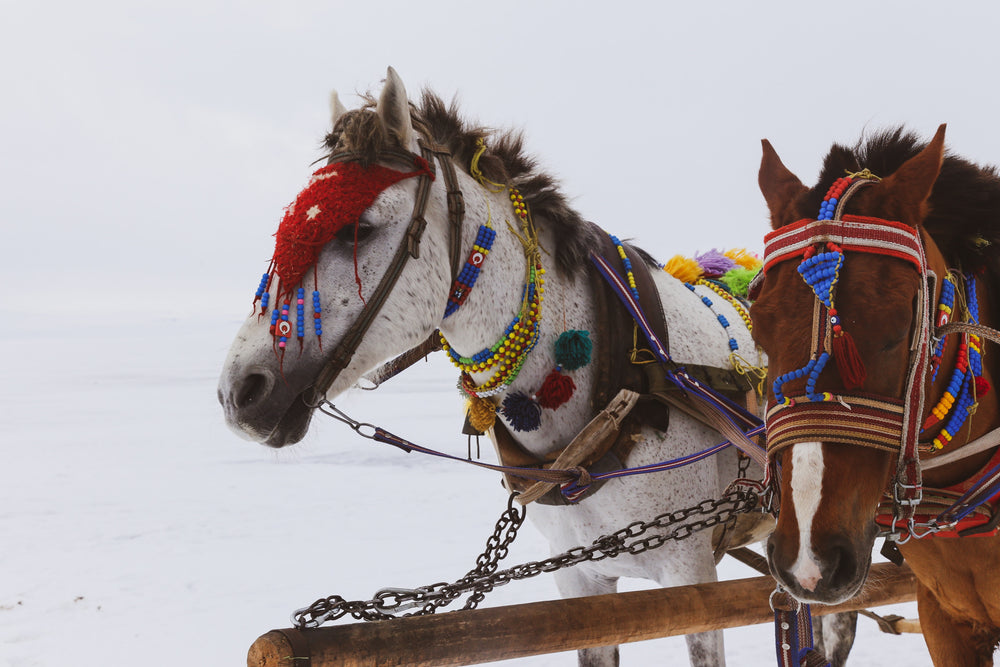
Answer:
[254,273,271,312]
[295,287,306,346]
[313,290,323,346]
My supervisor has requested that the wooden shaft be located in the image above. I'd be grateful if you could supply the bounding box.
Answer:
[248,562,916,667]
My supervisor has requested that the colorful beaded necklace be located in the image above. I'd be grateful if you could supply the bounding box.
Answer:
[448,140,594,433]
[441,187,545,398]
[922,272,990,450]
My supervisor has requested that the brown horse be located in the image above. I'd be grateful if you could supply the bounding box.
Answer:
[752,125,1000,665]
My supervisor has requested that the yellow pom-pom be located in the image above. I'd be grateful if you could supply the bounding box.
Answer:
[724,248,763,270]
[467,395,497,432]
[664,255,702,284]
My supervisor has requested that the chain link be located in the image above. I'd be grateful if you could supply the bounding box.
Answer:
[292,488,759,629]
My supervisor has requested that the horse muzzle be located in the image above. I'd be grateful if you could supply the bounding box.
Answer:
[218,364,315,448]
[766,524,876,605]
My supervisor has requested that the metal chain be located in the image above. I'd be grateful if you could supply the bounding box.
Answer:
[292,488,759,629]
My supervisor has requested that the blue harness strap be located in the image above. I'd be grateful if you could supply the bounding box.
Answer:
[771,587,831,667]
[590,251,768,470]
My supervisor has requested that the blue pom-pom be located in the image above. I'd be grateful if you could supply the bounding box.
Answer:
[554,330,592,371]
[501,392,542,432]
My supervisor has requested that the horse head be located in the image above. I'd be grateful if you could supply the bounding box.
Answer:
[218,68,456,447]
[751,126,948,603]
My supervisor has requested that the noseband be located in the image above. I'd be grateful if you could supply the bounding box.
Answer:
[760,176,934,524]
[306,140,466,404]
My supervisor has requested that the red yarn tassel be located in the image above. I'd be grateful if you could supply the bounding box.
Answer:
[833,330,866,390]
[536,369,576,410]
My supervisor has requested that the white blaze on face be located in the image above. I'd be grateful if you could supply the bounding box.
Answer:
[789,441,825,591]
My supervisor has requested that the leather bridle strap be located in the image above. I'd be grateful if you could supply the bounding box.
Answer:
[306,140,465,404]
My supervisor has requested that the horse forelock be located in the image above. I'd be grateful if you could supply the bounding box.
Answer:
[810,127,1000,273]
[322,89,601,275]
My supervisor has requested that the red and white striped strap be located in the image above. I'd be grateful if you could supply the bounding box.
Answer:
[763,215,925,275]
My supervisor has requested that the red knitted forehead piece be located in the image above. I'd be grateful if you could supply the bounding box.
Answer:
[270,159,430,294]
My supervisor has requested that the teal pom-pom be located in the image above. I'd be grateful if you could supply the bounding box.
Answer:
[501,391,542,432]
[554,330,592,371]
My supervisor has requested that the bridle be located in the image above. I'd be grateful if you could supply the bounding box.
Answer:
[305,139,466,406]
[760,176,934,530]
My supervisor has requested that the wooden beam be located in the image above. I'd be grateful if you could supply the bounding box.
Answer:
[248,562,916,667]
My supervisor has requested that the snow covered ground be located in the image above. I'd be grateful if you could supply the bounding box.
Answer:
[1,305,934,666]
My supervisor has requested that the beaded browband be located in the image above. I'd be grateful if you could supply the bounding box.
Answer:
[761,174,933,522]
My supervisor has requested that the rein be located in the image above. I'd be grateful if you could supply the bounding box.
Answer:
[306,141,465,405]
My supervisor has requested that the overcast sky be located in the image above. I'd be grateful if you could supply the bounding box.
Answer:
[5,0,1000,319]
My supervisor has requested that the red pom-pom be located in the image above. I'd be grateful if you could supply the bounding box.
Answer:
[976,376,991,397]
[832,329,866,390]
[535,369,576,410]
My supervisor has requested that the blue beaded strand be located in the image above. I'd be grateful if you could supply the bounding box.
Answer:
[685,283,739,352]
[254,273,269,300]
[773,352,833,404]
[313,291,322,338]
[296,287,305,342]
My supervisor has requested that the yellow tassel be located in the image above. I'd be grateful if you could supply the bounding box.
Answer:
[724,248,762,270]
[467,395,497,432]
[664,255,702,283]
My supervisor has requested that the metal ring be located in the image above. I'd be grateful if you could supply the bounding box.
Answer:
[769,586,801,613]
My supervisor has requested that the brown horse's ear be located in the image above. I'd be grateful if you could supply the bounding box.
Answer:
[878,124,946,226]
[759,139,809,229]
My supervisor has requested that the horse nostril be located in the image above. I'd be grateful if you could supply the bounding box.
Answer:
[825,540,861,591]
[235,373,269,409]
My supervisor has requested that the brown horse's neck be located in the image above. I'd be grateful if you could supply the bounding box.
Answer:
[921,234,1000,488]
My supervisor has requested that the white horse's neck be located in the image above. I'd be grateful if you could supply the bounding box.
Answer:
[436,181,598,458]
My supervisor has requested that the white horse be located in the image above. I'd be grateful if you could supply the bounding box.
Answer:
[219,68,838,666]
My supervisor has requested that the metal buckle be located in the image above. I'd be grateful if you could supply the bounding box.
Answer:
[892,480,923,507]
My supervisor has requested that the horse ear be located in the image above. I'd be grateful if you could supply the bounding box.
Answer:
[877,124,946,225]
[377,66,415,149]
[759,139,809,229]
[330,90,347,130]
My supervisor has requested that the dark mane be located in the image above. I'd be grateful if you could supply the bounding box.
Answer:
[811,127,1000,270]
[323,90,601,275]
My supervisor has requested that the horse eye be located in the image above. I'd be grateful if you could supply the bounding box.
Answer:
[335,223,372,243]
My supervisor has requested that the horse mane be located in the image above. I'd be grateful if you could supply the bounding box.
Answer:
[323,90,602,275]
[811,127,1000,271]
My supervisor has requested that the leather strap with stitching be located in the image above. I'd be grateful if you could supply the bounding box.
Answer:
[308,141,465,403]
